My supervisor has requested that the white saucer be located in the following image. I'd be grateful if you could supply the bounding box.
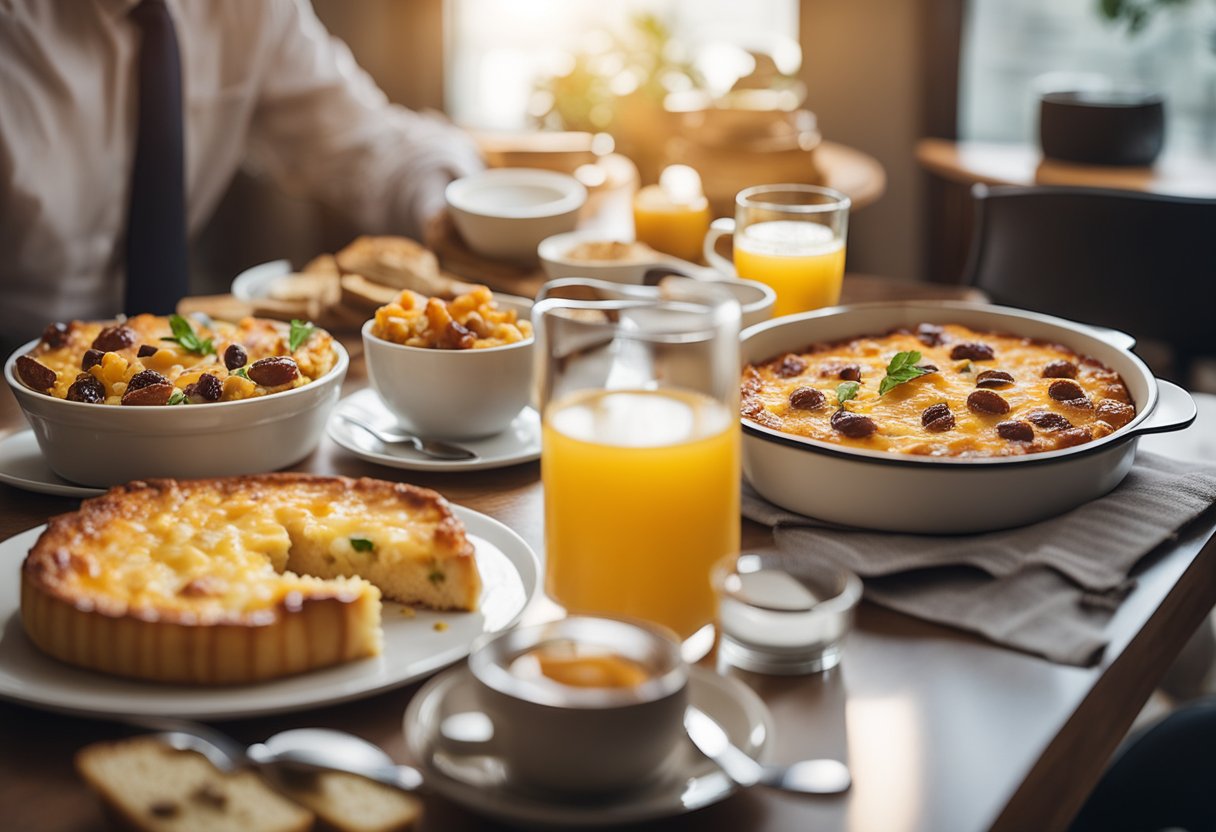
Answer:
[0,430,105,498]
[402,665,773,828]
[0,506,539,720]
[328,388,541,472]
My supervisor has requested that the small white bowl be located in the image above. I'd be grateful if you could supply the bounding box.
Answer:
[362,294,534,440]
[446,169,586,263]
[4,340,349,487]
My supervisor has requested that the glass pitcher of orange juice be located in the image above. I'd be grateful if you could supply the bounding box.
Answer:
[534,278,741,655]
[703,184,850,317]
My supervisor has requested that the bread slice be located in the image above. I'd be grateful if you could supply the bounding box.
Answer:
[302,254,340,276]
[76,737,313,832]
[340,274,400,313]
[268,273,341,306]
[336,237,440,292]
[276,770,421,832]
[251,296,323,323]
[22,474,481,684]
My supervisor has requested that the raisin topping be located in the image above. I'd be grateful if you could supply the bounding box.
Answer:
[774,354,808,378]
[788,386,827,410]
[1027,410,1072,431]
[975,369,1015,389]
[966,389,1010,415]
[66,373,105,403]
[838,365,862,382]
[921,402,956,433]
[830,409,878,438]
[223,343,247,371]
[1041,360,1078,379]
[81,349,105,371]
[247,356,300,387]
[127,369,169,393]
[91,325,136,352]
[137,344,158,358]
[996,420,1034,442]
[16,355,56,391]
[184,373,223,403]
[916,323,945,347]
[950,342,996,361]
[1047,379,1086,402]
[41,322,69,348]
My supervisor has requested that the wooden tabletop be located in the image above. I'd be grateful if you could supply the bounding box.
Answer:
[916,138,1216,198]
[2,309,1215,831]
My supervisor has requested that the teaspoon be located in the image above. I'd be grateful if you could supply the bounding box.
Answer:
[248,728,424,792]
[341,414,478,461]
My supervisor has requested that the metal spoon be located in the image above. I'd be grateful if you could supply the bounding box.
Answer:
[341,414,478,461]
[248,728,424,792]
[684,706,851,795]
[136,718,424,792]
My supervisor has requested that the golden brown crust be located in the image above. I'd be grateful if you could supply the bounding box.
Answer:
[21,474,478,684]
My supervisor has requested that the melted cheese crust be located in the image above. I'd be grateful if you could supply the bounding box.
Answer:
[742,324,1134,458]
[24,315,336,404]
[25,475,479,625]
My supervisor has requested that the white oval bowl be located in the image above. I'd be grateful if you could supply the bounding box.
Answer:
[740,301,1196,533]
[4,339,349,487]
[362,294,534,440]
[446,169,586,263]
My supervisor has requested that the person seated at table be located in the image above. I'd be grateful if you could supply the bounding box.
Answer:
[1070,697,1216,832]
[0,0,482,347]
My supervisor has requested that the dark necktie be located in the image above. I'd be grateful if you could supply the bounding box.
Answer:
[124,0,188,315]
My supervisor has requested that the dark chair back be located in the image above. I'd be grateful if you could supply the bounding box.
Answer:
[962,185,1216,377]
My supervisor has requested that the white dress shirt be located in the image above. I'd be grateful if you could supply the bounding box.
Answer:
[0,0,482,341]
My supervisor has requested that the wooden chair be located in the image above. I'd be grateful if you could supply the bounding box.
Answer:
[961,184,1216,384]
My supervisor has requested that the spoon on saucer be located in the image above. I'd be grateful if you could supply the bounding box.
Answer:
[340,414,478,461]
[685,706,851,795]
[248,728,424,792]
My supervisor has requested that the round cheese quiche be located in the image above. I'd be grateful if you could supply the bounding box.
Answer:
[741,323,1136,458]
[13,314,336,406]
[21,474,481,684]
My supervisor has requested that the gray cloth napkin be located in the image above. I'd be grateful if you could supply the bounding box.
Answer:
[742,452,1216,667]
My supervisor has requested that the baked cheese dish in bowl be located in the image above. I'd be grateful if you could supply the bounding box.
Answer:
[4,314,348,487]
[21,474,479,684]
[363,286,533,439]
[740,302,1196,533]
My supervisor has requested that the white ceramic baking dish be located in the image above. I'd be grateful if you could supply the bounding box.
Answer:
[4,338,349,487]
[741,302,1196,533]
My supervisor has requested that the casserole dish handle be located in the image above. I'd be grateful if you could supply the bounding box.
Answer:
[1078,324,1137,352]
[1127,379,1197,437]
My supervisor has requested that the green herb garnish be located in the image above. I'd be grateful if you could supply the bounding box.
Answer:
[288,319,317,352]
[167,389,187,406]
[231,366,250,379]
[161,314,215,356]
[836,381,860,407]
[878,350,932,396]
[350,537,375,553]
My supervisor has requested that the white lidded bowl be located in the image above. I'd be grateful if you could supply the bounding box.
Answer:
[4,339,349,488]
[741,301,1196,534]
[446,169,586,263]
[362,294,533,440]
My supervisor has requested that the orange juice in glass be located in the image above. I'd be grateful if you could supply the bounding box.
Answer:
[534,278,742,652]
[704,185,850,317]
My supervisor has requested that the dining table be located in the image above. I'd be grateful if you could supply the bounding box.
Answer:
[2,278,1215,832]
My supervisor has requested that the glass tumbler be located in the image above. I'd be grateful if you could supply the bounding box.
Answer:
[534,277,742,653]
[703,184,850,317]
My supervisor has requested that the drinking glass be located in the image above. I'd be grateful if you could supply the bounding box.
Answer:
[533,277,741,654]
[703,184,850,317]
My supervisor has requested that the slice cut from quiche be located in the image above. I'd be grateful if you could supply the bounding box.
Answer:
[21,474,480,684]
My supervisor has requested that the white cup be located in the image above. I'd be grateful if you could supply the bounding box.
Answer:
[436,616,689,794]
